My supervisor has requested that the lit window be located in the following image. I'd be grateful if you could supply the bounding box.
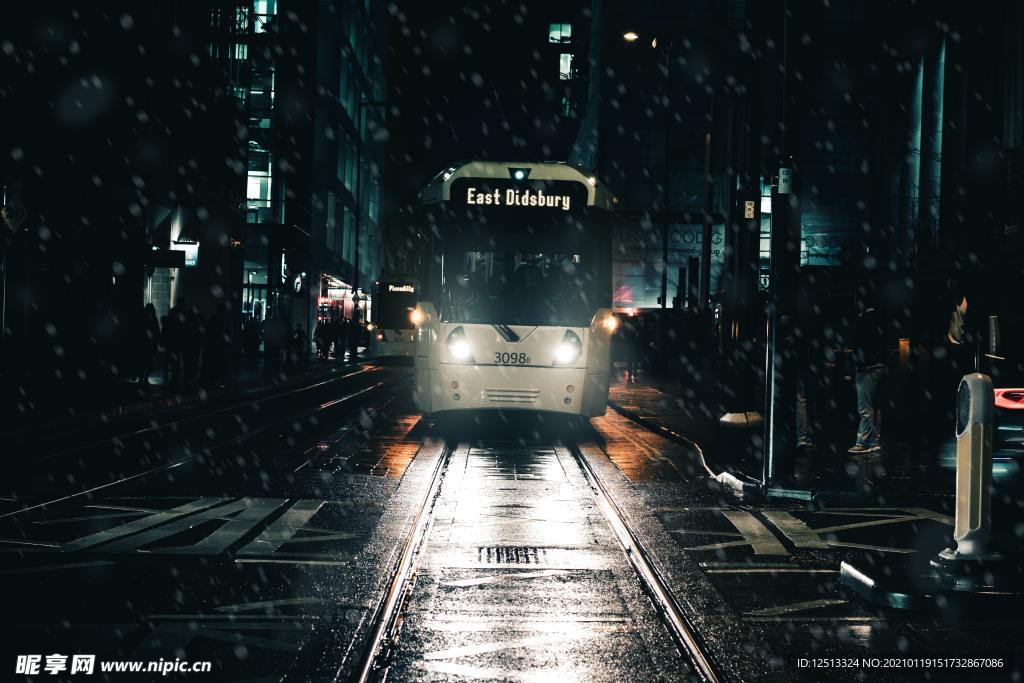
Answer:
[559,53,573,80]
[548,23,572,43]
[254,0,277,33]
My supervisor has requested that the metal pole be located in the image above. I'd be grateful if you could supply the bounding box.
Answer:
[352,100,387,324]
[353,102,363,322]
[1,183,6,346]
[699,98,714,311]
[660,45,671,309]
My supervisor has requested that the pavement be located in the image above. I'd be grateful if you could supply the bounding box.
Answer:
[595,374,1024,680]
[607,366,955,504]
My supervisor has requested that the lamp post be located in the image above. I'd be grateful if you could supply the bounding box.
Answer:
[623,32,672,310]
[352,99,387,324]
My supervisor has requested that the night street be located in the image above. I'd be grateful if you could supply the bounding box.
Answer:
[3,1,1024,681]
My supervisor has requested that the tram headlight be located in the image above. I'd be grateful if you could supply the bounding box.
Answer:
[601,314,619,333]
[553,330,583,366]
[446,326,474,362]
[410,308,425,326]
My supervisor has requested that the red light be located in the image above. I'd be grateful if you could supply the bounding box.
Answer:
[995,389,1024,411]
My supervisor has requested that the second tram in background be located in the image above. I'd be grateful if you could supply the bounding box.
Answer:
[411,161,618,416]
[369,279,418,358]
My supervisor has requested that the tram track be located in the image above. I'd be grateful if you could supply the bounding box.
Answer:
[17,365,382,462]
[351,430,724,683]
[0,373,412,521]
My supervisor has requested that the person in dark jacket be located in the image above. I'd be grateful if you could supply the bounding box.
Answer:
[291,324,309,368]
[263,313,290,377]
[202,303,231,388]
[163,300,187,389]
[620,314,641,384]
[849,300,887,454]
[137,304,161,384]
[182,305,204,390]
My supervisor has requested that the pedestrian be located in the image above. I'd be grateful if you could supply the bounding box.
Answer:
[291,324,309,368]
[137,303,161,384]
[339,318,351,360]
[182,305,204,390]
[620,314,641,384]
[313,318,329,359]
[848,297,887,455]
[163,299,187,389]
[202,303,231,388]
[263,313,289,377]
[329,317,342,360]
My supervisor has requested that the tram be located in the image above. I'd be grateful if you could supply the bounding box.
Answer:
[411,161,617,416]
[369,279,418,357]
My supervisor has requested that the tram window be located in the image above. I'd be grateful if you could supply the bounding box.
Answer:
[446,251,591,326]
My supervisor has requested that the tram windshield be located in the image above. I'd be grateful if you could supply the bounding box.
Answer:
[443,249,597,326]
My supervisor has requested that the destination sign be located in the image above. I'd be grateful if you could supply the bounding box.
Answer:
[451,178,588,213]
[387,284,415,293]
[466,187,572,211]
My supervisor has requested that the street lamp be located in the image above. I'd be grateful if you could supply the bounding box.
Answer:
[623,32,672,310]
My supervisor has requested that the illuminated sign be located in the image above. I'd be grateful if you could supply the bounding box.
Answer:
[172,240,199,268]
[465,187,571,211]
[387,284,415,293]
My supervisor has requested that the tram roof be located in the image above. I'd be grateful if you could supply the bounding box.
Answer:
[419,161,616,211]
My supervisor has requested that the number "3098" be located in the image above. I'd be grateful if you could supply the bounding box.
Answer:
[494,352,530,364]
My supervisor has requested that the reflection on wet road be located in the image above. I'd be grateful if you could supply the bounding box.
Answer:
[382,443,687,681]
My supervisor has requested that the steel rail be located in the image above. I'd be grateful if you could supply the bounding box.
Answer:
[567,443,724,683]
[351,440,454,683]
[0,376,408,521]
[25,366,380,462]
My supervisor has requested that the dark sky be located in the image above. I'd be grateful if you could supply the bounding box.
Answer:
[383,1,581,209]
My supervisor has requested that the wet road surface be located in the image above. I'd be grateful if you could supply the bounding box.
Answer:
[2,367,1023,681]
[382,443,688,681]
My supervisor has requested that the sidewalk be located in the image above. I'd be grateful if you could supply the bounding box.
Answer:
[607,364,954,503]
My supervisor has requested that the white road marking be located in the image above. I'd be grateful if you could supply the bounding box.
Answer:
[234,558,351,566]
[762,511,830,549]
[686,510,788,555]
[61,498,226,551]
[744,598,847,616]
[107,498,288,554]
[0,538,60,548]
[0,560,115,575]
[236,500,326,555]
[213,597,325,613]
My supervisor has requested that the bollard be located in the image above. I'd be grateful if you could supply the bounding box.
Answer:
[841,371,1023,613]
[938,373,994,561]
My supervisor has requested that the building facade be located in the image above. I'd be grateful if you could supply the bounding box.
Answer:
[0,0,388,411]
